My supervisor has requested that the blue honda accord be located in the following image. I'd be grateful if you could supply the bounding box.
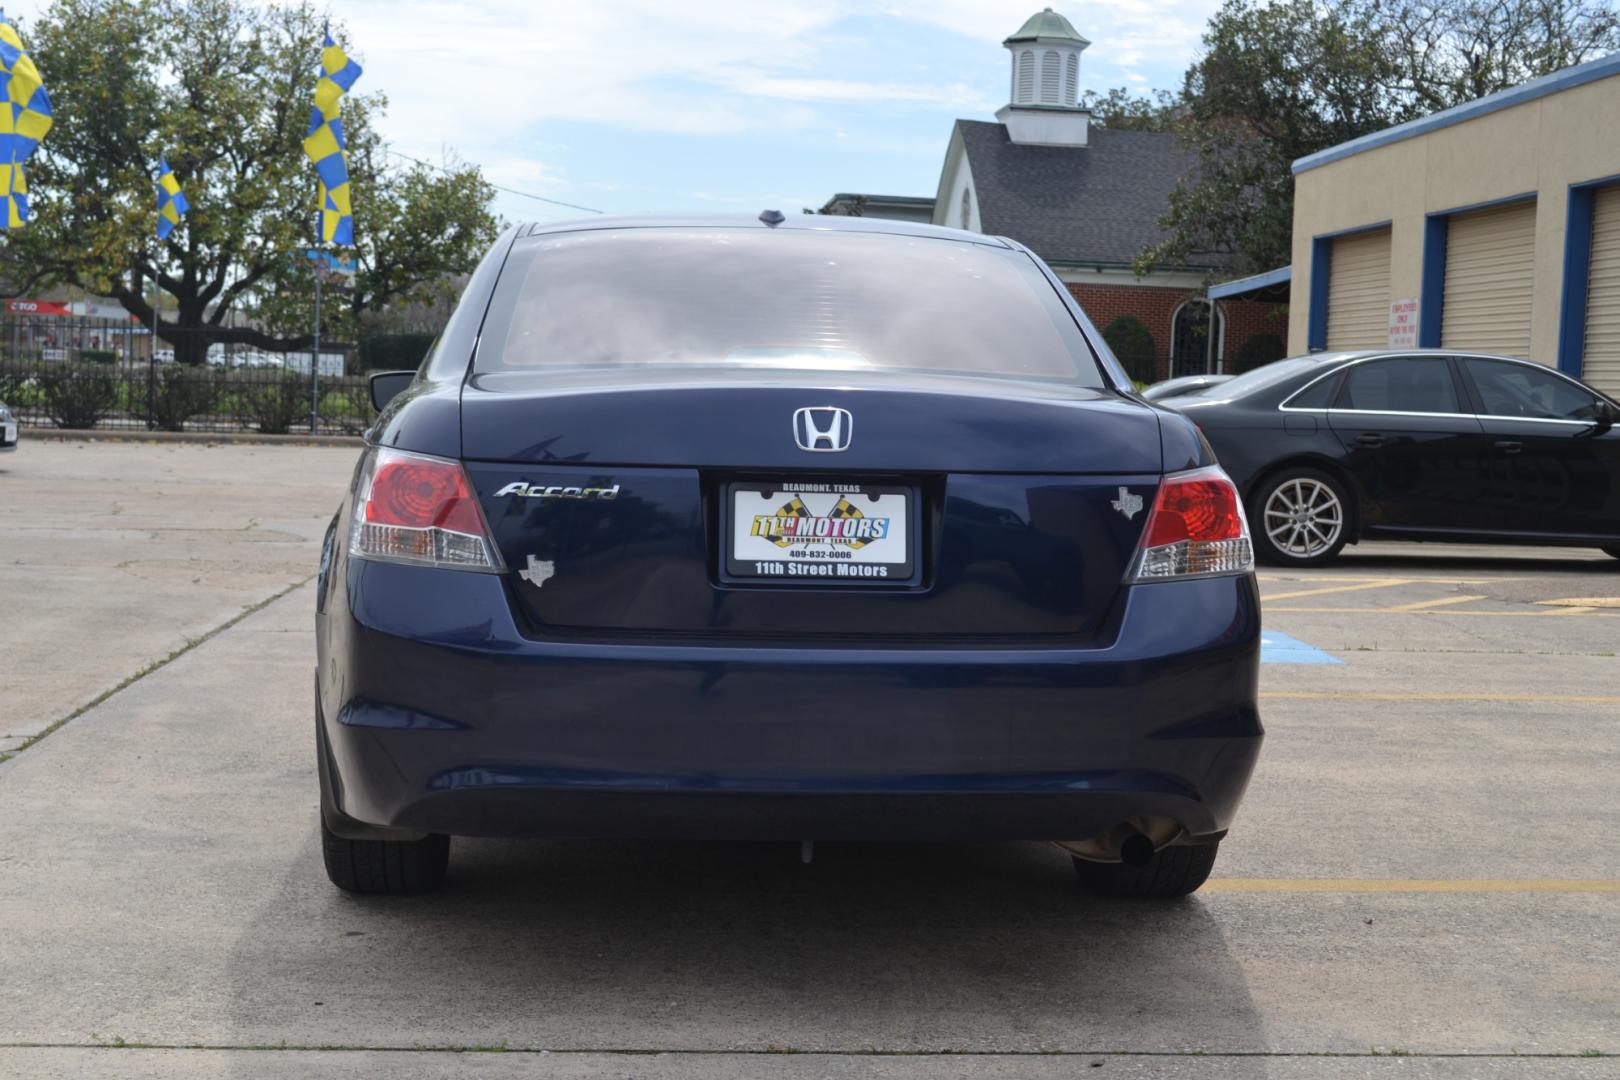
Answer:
[315,214,1262,897]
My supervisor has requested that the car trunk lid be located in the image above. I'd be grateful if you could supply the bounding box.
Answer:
[462,373,1163,641]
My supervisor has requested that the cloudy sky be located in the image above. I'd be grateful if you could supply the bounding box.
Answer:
[17,1,1223,224]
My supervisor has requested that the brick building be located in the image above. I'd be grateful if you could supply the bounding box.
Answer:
[820,7,1289,382]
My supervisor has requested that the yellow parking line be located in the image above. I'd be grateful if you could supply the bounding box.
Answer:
[1261,691,1620,703]
[1204,879,1620,894]
[1385,594,1485,612]
[1261,579,1409,602]
[1539,597,1620,608]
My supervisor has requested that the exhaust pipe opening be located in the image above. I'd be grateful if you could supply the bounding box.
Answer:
[1118,831,1154,868]
[1054,816,1184,864]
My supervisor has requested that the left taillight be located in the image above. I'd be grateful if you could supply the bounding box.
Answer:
[348,447,504,572]
[1128,465,1254,580]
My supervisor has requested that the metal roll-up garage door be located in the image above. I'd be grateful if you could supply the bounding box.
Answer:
[1441,200,1536,356]
[1582,184,1620,397]
[1325,228,1391,349]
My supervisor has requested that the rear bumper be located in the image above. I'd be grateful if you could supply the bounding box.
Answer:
[317,561,1262,842]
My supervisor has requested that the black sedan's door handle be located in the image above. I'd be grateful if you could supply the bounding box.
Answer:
[1494,440,1524,455]
[1353,433,1388,448]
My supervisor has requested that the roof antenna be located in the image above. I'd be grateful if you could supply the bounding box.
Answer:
[759,209,786,227]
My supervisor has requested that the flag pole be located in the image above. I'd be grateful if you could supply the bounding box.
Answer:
[146,259,158,427]
[310,240,322,434]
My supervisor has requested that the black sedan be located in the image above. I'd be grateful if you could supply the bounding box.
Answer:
[315,214,1264,898]
[1168,350,1620,566]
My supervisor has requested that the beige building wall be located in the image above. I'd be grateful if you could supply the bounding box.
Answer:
[1288,69,1620,365]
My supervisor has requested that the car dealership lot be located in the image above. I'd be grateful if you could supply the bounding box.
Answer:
[1,440,1617,1078]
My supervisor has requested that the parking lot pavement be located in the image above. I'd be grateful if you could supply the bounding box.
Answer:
[1,443,1618,1078]
[0,439,358,755]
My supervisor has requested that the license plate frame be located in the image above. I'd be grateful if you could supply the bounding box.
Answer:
[724,480,917,584]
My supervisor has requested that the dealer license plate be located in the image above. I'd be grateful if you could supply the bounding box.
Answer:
[727,481,913,582]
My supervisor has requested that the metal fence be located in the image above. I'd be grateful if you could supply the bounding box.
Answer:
[0,315,370,436]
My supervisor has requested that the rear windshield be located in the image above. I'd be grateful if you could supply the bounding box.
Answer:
[1202,356,1328,398]
[474,228,1103,386]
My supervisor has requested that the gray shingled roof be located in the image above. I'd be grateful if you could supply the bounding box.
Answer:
[957,119,1227,271]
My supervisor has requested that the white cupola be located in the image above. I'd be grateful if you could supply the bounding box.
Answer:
[996,7,1092,147]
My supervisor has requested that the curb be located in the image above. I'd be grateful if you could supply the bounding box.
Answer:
[19,426,365,448]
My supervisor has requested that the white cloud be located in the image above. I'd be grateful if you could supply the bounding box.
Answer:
[6,0,1220,211]
[328,0,1215,155]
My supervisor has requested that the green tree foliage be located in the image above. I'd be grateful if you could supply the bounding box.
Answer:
[1139,0,1620,276]
[1102,315,1159,382]
[1080,87,1179,131]
[7,0,500,364]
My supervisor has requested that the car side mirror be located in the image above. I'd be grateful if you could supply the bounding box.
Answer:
[368,370,415,412]
[1598,399,1620,429]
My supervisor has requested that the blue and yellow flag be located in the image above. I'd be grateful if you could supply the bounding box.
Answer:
[155,156,189,239]
[302,28,361,246]
[0,9,53,229]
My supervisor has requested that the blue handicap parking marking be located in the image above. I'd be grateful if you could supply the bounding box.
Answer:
[1260,630,1343,665]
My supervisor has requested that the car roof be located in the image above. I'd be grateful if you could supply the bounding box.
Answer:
[520,213,1014,248]
[1304,348,1538,364]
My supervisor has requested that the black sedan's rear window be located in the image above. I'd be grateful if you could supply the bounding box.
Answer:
[474,228,1103,386]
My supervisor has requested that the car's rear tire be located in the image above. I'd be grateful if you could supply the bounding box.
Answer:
[1249,467,1350,567]
[1072,842,1219,899]
[321,822,450,895]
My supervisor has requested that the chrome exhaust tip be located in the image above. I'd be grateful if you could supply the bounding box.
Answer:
[1055,816,1184,864]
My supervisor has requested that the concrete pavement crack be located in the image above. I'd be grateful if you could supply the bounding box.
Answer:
[0,574,315,767]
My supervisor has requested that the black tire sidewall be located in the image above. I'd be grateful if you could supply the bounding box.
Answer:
[1249,467,1350,567]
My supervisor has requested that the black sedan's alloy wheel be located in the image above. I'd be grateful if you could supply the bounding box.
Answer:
[1251,467,1350,567]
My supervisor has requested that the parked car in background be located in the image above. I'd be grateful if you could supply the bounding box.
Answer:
[315,215,1264,898]
[153,348,176,364]
[0,400,17,453]
[1167,350,1620,566]
[1142,373,1234,401]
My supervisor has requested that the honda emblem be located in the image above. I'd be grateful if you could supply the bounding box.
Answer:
[792,406,852,453]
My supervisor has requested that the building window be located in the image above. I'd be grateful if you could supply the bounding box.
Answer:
[1017,51,1034,102]
[960,188,972,229]
[1041,50,1060,103]
[1064,54,1078,105]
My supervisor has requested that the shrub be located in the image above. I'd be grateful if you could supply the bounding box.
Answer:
[149,366,221,431]
[76,349,119,365]
[236,372,309,434]
[1233,332,1286,373]
[41,366,119,428]
[1102,316,1157,383]
[0,367,26,404]
[319,378,372,434]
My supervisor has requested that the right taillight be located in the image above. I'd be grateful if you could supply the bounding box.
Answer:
[1129,465,1254,580]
